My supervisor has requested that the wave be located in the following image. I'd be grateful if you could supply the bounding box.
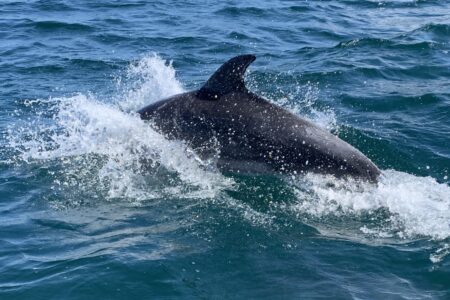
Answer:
[335,38,437,51]
[288,5,311,12]
[410,23,450,36]
[215,6,268,17]
[227,31,259,41]
[67,58,119,71]
[5,53,450,258]
[336,23,450,49]
[35,20,93,32]
[15,64,66,74]
[85,2,147,9]
[90,33,132,44]
[17,20,94,32]
[341,93,444,112]
[340,0,444,9]
[32,0,75,12]
[2,59,118,76]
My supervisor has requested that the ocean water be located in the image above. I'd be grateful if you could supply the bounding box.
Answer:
[1,0,450,299]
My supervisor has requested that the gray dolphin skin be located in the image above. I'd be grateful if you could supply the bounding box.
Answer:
[138,55,381,182]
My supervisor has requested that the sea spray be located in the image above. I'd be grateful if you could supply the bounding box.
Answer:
[5,54,450,260]
[7,55,233,202]
[287,170,450,241]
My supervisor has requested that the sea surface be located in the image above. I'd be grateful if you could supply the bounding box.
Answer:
[1,0,450,299]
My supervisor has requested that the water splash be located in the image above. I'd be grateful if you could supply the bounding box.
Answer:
[275,81,338,131]
[6,53,450,249]
[116,53,184,112]
[430,243,450,264]
[7,54,232,203]
[288,170,450,241]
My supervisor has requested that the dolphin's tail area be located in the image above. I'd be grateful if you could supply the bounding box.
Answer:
[196,54,256,100]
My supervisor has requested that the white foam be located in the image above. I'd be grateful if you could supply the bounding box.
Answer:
[6,53,450,251]
[289,170,450,240]
[117,53,184,112]
[430,243,450,263]
[8,54,232,201]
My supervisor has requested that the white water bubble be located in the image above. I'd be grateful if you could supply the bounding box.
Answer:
[430,243,450,263]
[7,54,233,203]
[289,170,450,241]
[117,53,184,112]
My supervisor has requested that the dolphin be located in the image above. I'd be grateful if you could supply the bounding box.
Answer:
[138,55,381,182]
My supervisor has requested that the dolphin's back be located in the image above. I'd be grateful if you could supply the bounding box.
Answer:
[208,92,380,180]
[138,55,380,182]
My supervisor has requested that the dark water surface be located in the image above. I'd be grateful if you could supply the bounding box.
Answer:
[1,1,450,299]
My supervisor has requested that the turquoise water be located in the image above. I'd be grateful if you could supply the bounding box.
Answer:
[1,1,450,299]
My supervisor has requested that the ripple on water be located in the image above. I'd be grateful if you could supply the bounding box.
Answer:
[1,0,450,298]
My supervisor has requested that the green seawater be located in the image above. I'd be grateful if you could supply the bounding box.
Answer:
[1,1,450,299]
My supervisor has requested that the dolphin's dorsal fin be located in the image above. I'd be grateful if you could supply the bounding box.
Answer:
[196,54,256,100]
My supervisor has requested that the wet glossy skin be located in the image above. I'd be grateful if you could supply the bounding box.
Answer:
[138,90,381,182]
